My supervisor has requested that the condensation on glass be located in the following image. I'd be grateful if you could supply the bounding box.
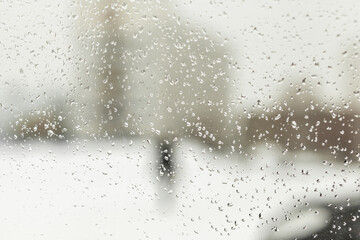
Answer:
[0,0,359,239]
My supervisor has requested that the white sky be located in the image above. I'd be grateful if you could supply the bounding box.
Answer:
[1,0,360,114]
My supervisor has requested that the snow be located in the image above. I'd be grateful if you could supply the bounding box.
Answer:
[0,139,358,239]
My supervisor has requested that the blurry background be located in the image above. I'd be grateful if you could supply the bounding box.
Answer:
[0,0,359,239]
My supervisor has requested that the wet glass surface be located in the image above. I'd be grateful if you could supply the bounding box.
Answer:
[0,0,359,239]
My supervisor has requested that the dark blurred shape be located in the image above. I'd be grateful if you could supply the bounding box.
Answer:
[246,109,360,163]
[159,139,175,184]
[10,106,69,141]
[96,7,126,137]
[245,84,360,165]
[299,202,360,240]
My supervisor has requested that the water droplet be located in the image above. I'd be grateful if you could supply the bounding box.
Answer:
[47,130,54,137]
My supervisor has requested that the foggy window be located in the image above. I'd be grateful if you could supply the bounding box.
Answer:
[0,0,359,239]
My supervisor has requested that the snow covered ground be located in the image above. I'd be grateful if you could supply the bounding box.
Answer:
[0,139,358,240]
